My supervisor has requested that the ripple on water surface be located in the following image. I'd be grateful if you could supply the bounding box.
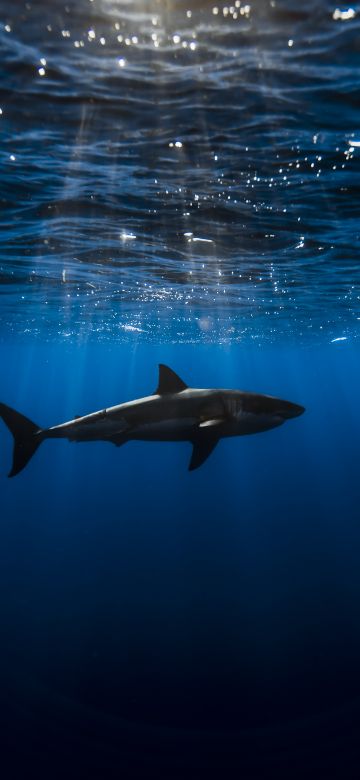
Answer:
[0,0,359,343]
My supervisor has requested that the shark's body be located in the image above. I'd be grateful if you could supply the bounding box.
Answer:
[0,364,305,477]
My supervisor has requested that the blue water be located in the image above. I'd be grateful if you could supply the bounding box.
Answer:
[1,0,360,777]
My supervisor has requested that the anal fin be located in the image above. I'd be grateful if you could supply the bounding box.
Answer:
[109,435,128,447]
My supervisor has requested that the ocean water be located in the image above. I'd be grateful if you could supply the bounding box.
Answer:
[1,0,360,777]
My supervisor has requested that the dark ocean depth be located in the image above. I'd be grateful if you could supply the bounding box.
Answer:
[0,1,360,778]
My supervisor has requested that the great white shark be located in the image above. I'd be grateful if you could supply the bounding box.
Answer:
[0,364,305,477]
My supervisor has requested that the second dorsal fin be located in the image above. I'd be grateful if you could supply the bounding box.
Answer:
[155,364,188,395]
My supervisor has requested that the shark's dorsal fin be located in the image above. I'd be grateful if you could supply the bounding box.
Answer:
[189,435,219,471]
[155,364,188,395]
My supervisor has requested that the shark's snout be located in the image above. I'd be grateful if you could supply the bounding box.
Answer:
[241,393,305,421]
[277,400,305,419]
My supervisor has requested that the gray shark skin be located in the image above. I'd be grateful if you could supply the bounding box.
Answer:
[0,364,305,477]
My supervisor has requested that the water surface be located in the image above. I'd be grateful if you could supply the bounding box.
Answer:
[1,0,359,343]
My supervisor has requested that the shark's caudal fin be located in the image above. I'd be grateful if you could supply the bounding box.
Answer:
[0,402,42,477]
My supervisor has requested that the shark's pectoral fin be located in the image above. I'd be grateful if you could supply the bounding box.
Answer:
[189,435,219,471]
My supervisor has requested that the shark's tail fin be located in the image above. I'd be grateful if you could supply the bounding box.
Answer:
[0,402,42,477]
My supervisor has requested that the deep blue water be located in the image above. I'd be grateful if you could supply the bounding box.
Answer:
[1,0,360,777]
[1,342,360,778]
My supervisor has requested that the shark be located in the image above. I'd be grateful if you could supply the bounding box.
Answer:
[0,363,305,477]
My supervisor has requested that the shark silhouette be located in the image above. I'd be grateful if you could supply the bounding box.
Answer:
[0,364,305,476]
